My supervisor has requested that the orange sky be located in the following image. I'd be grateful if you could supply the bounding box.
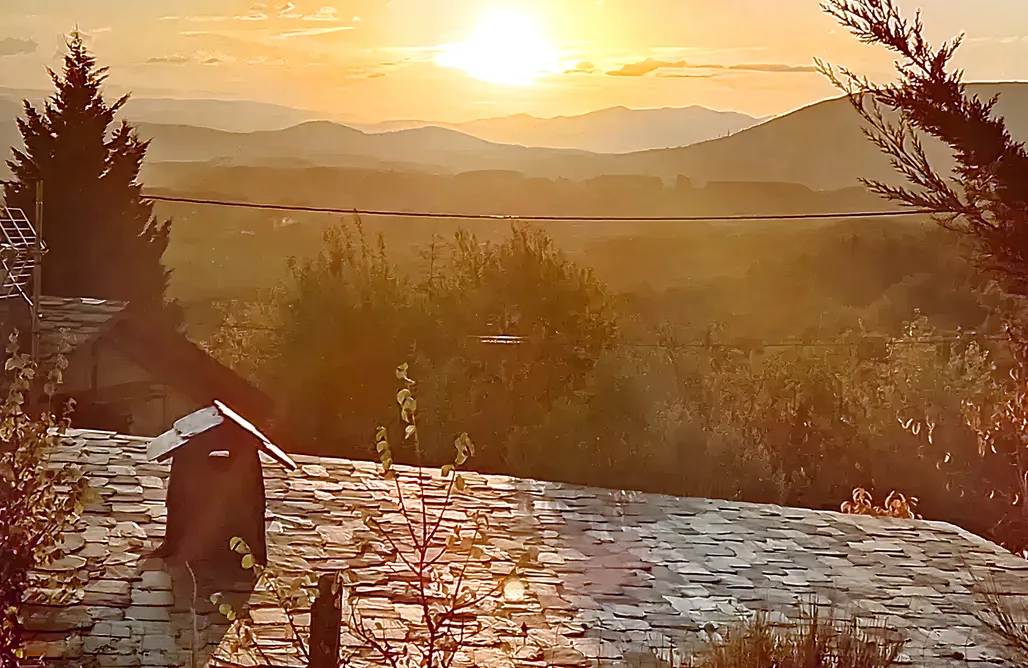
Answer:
[2,0,1028,122]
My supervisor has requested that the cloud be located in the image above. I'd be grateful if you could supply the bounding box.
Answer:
[147,51,233,65]
[182,15,231,22]
[564,60,597,75]
[180,3,342,23]
[272,25,354,39]
[0,37,38,57]
[606,58,685,77]
[304,6,340,21]
[146,54,191,64]
[966,35,1028,45]
[724,62,817,73]
[248,55,286,65]
[606,56,817,77]
[655,71,716,79]
[234,10,269,21]
[276,2,303,18]
[77,27,112,37]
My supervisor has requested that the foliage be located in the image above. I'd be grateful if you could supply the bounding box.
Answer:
[654,315,999,516]
[199,299,278,385]
[241,217,616,468]
[692,608,904,668]
[262,217,422,445]
[2,30,175,319]
[841,488,920,519]
[415,225,617,468]
[820,0,1028,553]
[209,210,1028,548]
[950,354,1028,554]
[209,363,525,668]
[819,0,1028,300]
[0,333,91,666]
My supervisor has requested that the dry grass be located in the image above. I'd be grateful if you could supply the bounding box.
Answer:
[689,608,904,668]
[972,574,1028,661]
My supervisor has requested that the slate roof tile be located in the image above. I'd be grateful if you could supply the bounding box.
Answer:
[36,296,128,358]
[21,429,1028,667]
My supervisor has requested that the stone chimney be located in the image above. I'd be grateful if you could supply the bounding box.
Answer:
[148,401,296,569]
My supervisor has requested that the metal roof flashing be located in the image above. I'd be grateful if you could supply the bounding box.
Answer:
[147,402,297,470]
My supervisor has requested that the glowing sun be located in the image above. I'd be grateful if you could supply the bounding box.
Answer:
[436,8,559,86]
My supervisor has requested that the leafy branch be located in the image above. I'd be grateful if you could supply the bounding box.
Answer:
[211,362,530,668]
[0,331,94,665]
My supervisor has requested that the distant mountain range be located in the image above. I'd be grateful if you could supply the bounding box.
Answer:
[0,87,330,133]
[3,82,1028,190]
[0,87,764,155]
[352,106,765,153]
[129,120,594,175]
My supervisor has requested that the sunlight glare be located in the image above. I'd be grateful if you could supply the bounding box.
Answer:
[436,8,560,86]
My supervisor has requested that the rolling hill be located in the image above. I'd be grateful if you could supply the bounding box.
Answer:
[581,82,1028,190]
[0,90,761,154]
[356,105,764,154]
[130,120,595,174]
[5,82,1028,190]
[130,82,1028,188]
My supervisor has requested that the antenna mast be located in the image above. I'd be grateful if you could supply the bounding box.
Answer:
[0,182,46,365]
[30,182,43,365]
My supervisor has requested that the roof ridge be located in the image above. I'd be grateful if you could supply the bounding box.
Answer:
[64,428,153,442]
[39,295,129,308]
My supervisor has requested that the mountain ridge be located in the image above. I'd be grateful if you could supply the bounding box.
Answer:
[354,104,763,153]
[6,82,1028,191]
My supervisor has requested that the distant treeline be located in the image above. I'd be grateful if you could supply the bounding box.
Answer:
[145,163,895,219]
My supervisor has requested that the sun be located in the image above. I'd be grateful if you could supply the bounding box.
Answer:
[436,8,560,86]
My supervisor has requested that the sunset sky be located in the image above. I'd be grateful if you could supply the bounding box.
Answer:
[2,0,1027,122]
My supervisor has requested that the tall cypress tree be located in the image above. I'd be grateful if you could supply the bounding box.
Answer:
[2,30,174,319]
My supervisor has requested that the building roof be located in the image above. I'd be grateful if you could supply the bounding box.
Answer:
[25,295,282,439]
[104,315,277,426]
[37,295,129,358]
[23,430,1028,667]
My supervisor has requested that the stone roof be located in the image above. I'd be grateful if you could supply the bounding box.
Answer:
[22,429,1028,667]
[37,296,128,358]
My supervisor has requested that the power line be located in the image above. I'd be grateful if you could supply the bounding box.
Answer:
[143,193,932,223]
[203,325,1008,349]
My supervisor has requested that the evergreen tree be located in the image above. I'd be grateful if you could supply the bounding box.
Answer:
[2,30,174,319]
[819,0,1028,302]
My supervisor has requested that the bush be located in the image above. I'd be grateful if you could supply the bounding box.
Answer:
[221,218,617,471]
[694,609,904,668]
[0,333,92,665]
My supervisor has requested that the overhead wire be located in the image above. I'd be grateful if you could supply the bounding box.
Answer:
[155,191,977,349]
[143,192,933,223]
[199,323,1009,350]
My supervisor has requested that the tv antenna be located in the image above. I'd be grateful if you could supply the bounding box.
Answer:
[0,183,47,363]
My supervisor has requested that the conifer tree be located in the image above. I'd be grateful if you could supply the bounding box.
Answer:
[819,0,1028,302]
[2,30,175,319]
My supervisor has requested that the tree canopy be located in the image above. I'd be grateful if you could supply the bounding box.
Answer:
[2,31,174,319]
